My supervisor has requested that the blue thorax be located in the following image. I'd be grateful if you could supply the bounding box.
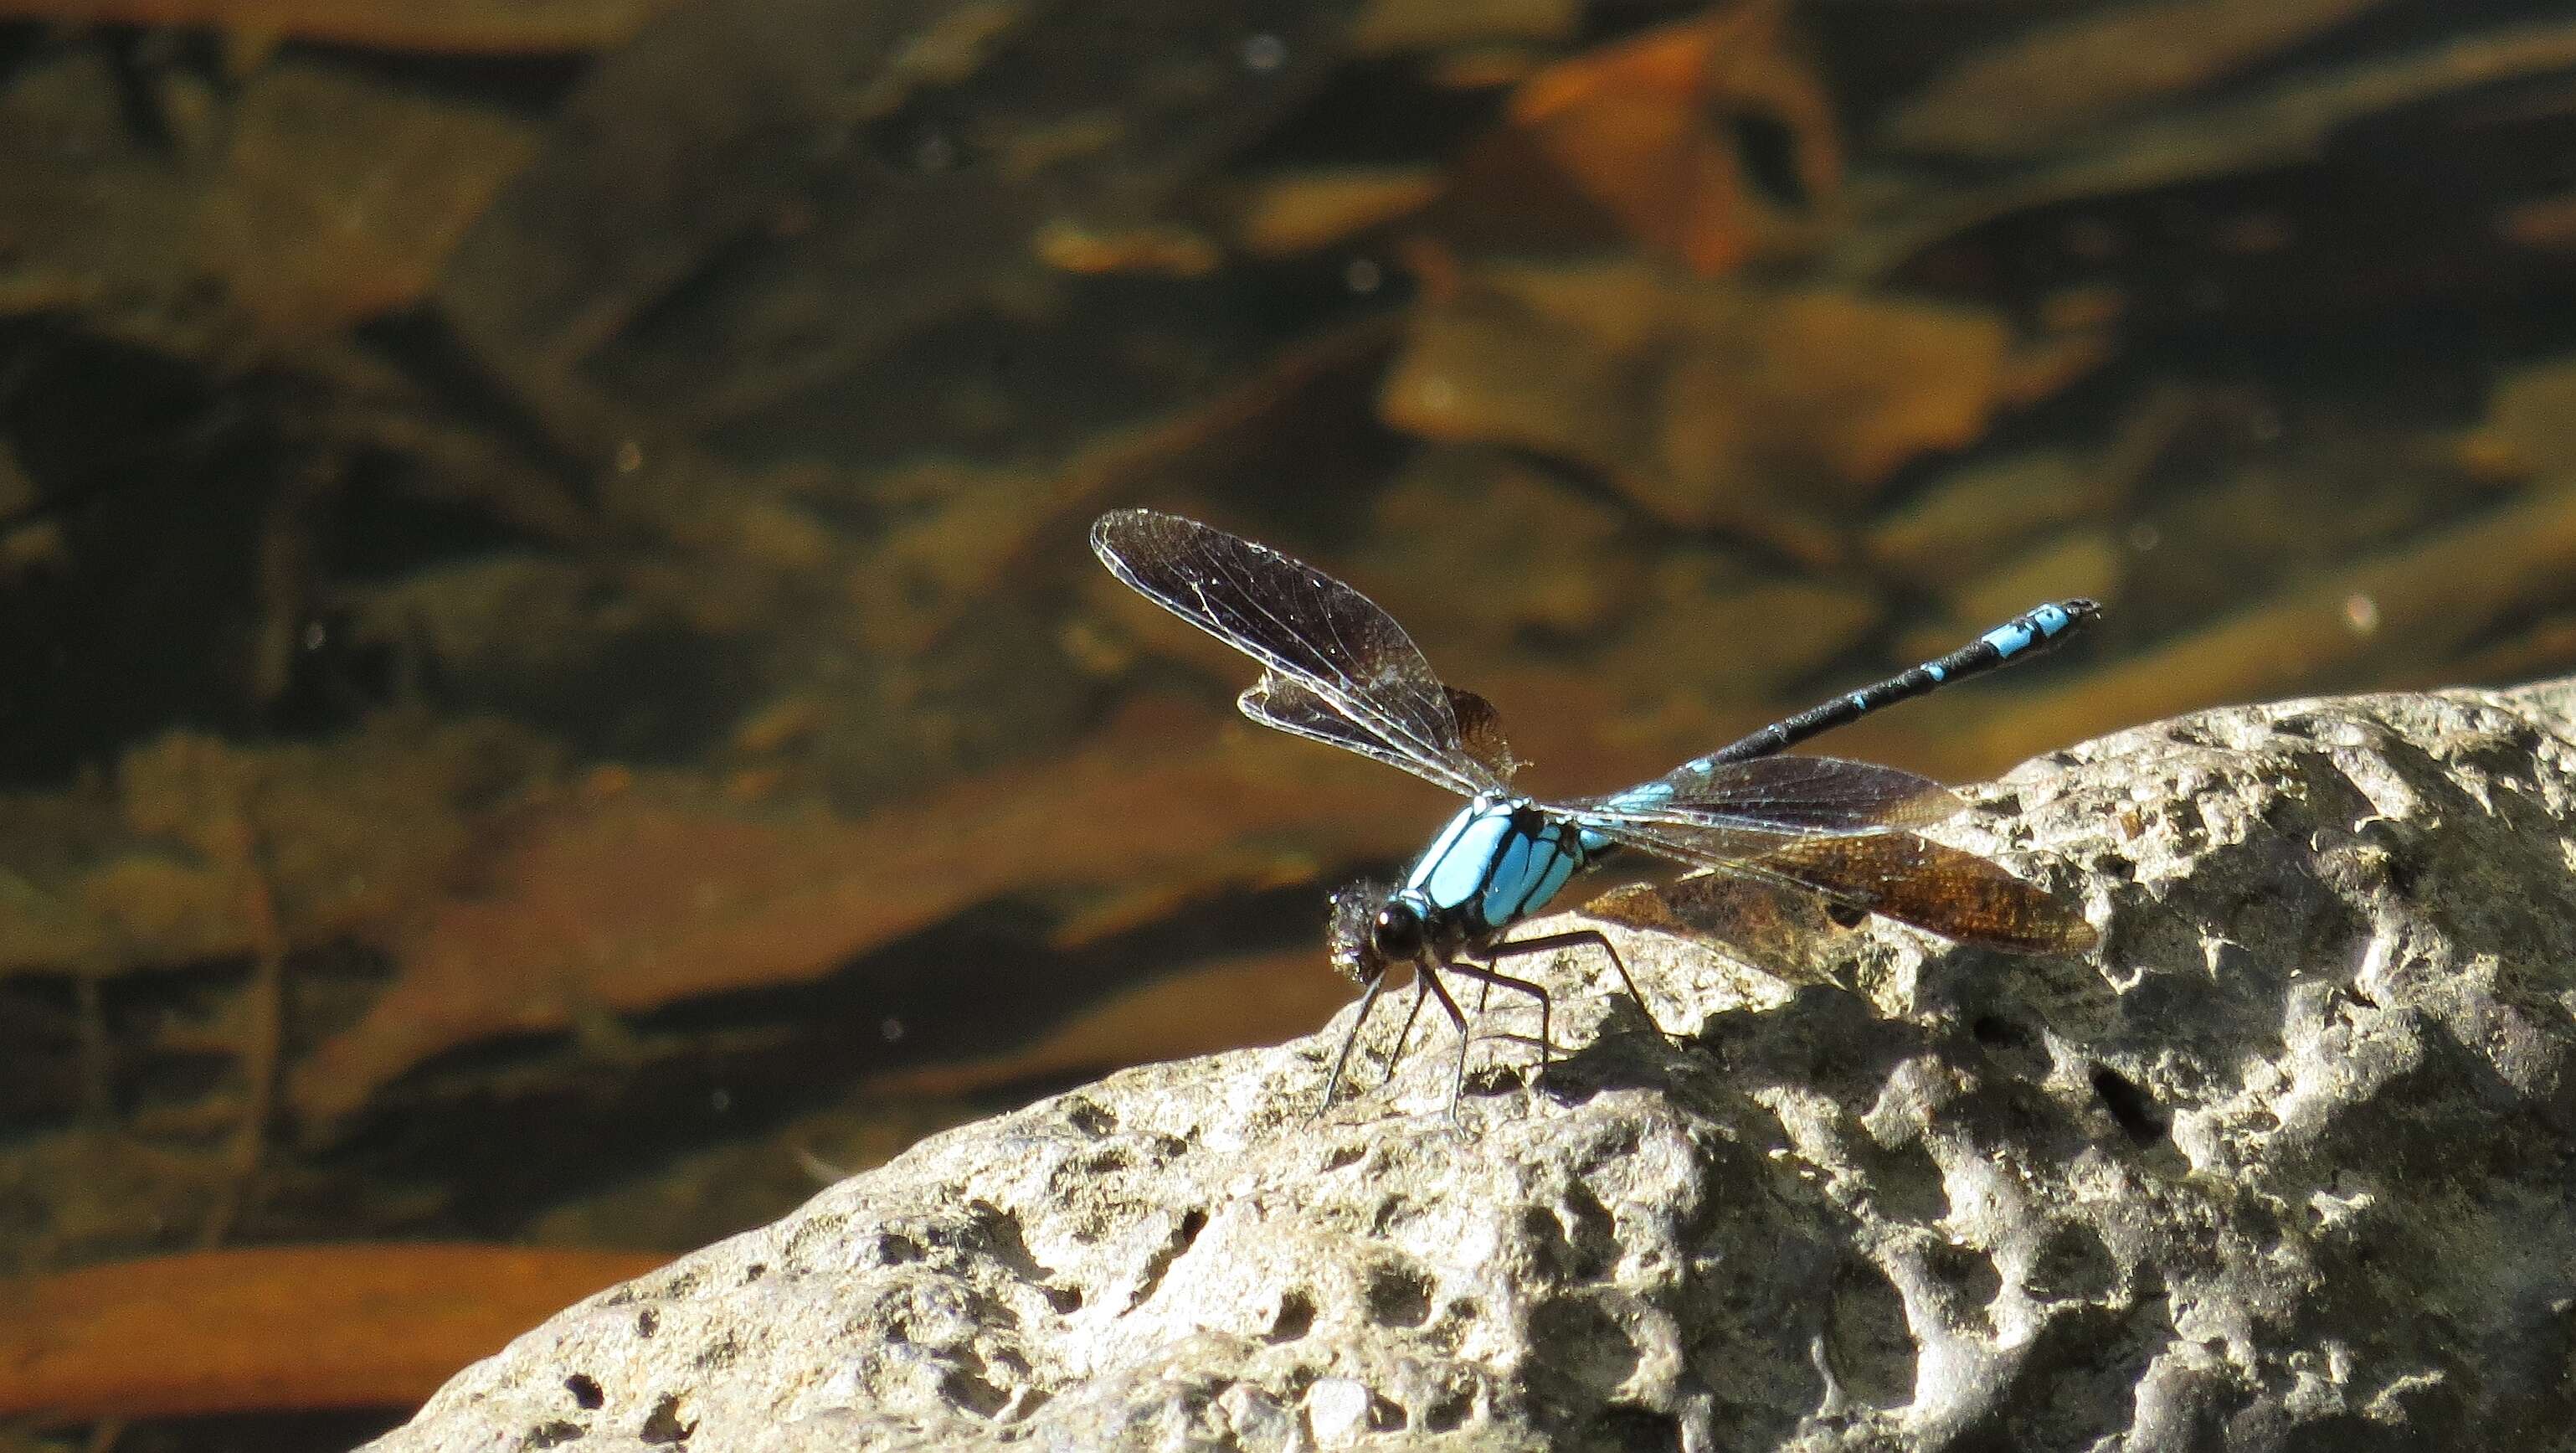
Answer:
[1402,794,1591,935]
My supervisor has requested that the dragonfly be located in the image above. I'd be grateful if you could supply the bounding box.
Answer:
[1090,508,2099,1116]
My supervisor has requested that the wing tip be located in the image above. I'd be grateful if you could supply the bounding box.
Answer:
[2048,914,2103,956]
[1089,507,1158,559]
[1975,902,2100,956]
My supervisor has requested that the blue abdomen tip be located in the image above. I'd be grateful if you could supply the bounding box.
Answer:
[1981,621,2039,656]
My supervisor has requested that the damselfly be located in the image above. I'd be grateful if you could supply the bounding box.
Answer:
[1091,509,2097,1116]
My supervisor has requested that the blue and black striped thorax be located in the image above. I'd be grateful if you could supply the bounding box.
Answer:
[1397,793,1594,944]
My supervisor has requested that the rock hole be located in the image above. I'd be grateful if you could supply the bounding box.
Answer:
[1045,1284,1084,1313]
[1971,1014,2030,1049]
[2091,1065,2167,1145]
[876,1233,923,1265]
[1823,1255,1915,1410]
[1128,1208,1209,1310]
[564,1374,604,1410]
[970,1199,1072,1300]
[1523,1187,1618,1280]
[1064,1098,1117,1136]
[1423,1386,1474,1433]
[523,1420,586,1449]
[1267,1290,1316,1343]
[638,1393,692,1445]
[1595,1401,1683,1451]
[1367,1390,1408,1432]
[1529,1296,1641,1400]
[692,1336,740,1371]
[1862,1140,1948,1224]
[634,1309,658,1338]
[1366,1266,1433,1327]
[942,1365,1010,1419]
[2024,1222,2116,1302]
[1924,1239,2003,1310]
[740,1263,768,1284]
[1321,1145,1363,1172]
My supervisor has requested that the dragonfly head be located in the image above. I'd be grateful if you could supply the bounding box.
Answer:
[1327,878,1423,984]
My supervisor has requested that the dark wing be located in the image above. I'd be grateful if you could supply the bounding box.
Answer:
[1241,678,1526,786]
[1581,827,2095,956]
[1551,755,1964,867]
[1582,875,1849,984]
[1542,756,1967,888]
[1093,509,1509,796]
[1569,754,1963,836]
[1576,875,1844,963]
[1747,832,2096,953]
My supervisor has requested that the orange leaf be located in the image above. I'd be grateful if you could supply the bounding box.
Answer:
[0,1244,667,1421]
[1504,2,1839,273]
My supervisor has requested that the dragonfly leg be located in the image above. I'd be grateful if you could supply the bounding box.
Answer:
[1379,969,1433,1087]
[1411,966,1476,1128]
[1314,967,1393,1120]
[1489,927,1678,1046]
[1443,961,1554,1072]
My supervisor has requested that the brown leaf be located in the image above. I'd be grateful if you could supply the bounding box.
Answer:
[1379,261,2065,548]
[208,62,538,337]
[1840,17,2576,280]
[0,1244,666,1420]
[0,53,536,348]
[0,0,678,51]
[1882,0,2394,157]
[0,719,555,980]
[1231,167,1447,257]
[288,699,1427,1128]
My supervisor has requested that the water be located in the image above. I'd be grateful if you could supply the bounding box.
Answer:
[1,3,2572,1445]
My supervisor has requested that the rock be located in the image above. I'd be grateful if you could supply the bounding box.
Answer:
[366,678,2576,1452]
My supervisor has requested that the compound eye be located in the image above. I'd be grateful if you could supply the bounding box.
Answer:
[1372,904,1424,960]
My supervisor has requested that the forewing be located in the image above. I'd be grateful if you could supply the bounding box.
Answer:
[1093,509,1497,796]
[1574,755,1962,834]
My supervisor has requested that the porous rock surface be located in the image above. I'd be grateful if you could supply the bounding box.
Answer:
[368,680,2576,1452]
